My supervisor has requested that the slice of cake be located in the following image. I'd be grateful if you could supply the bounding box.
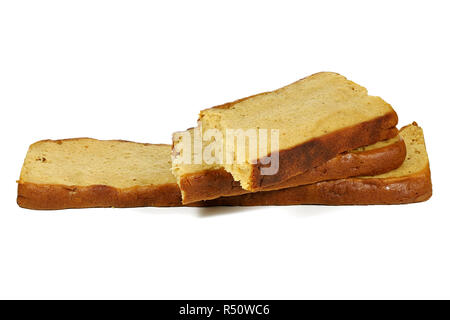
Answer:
[204,123,432,206]
[17,139,181,209]
[172,127,406,203]
[196,72,398,191]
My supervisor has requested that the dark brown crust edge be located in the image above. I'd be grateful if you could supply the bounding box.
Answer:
[180,136,406,204]
[17,183,182,210]
[247,112,399,190]
[200,165,432,206]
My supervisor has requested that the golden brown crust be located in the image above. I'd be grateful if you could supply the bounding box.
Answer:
[200,165,432,206]
[180,129,405,204]
[17,182,182,210]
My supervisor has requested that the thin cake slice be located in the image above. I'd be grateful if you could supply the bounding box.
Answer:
[17,139,181,209]
[198,72,398,191]
[203,123,432,206]
[172,128,406,204]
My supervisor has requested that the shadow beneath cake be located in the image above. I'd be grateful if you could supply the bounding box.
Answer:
[282,204,344,218]
[194,204,344,217]
[195,206,260,217]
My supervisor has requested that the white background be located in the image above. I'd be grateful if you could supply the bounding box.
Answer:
[0,0,449,299]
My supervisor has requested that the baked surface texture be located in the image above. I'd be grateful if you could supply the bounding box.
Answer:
[17,139,182,209]
[202,123,432,206]
[174,133,406,204]
[197,72,399,191]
